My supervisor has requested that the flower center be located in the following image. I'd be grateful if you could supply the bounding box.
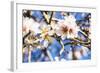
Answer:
[69,28,73,34]
[61,25,68,34]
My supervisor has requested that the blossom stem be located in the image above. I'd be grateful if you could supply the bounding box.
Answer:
[47,50,54,61]
[60,40,65,55]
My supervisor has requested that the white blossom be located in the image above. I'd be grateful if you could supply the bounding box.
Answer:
[54,14,79,39]
[23,17,41,35]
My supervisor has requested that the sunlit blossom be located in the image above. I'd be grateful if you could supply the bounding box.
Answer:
[55,15,79,40]
[40,24,54,42]
[23,17,41,35]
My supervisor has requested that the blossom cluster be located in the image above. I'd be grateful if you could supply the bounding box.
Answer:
[22,10,91,62]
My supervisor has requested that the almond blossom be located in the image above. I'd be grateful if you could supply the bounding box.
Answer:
[54,14,80,40]
[22,17,41,36]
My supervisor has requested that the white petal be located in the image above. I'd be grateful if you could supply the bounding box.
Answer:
[43,40,49,48]
[48,30,54,36]
[30,22,41,34]
[81,46,89,57]
[61,35,67,40]
[74,51,82,59]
